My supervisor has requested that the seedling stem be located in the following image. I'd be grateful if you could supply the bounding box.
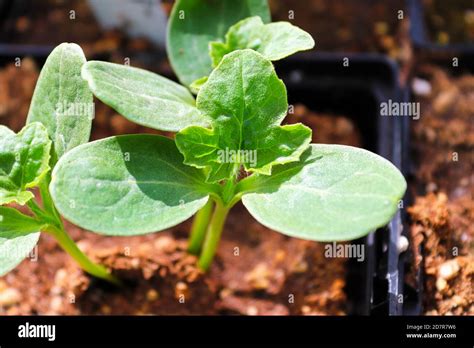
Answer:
[198,201,230,271]
[46,224,121,286]
[188,199,214,254]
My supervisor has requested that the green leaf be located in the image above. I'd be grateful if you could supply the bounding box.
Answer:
[0,233,40,276]
[0,123,51,205]
[50,135,214,236]
[0,207,41,276]
[168,0,271,86]
[189,76,208,94]
[240,144,407,241]
[82,61,211,132]
[27,43,93,158]
[0,206,44,237]
[209,16,315,67]
[0,126,14,138]
[175,49,311,182]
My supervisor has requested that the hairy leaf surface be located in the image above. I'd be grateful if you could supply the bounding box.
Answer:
[0,207,41,276]
[51,135,212,236]
[210,16,315,67]
[168,0,270,86]
[0,233,40,276]
[240,144,407,241]
[176,50,311,182]
[0,123,51,205]
[82,61,210,132]
[0,206,43,237]
[27,43,93,158]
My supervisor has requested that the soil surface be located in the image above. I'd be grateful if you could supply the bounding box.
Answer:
[0,57,38,132]
[0,71,361,315]
[270,0,411,62]
[1,0,413,78]
[1,0,172,75]
[407,65,473,315]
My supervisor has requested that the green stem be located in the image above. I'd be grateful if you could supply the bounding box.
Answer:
[46,224,121,286]
[222,170,237,205]
[188,199,214,255]
[198,201,230,271]
[39,174,59,220]
[27,199,48,220]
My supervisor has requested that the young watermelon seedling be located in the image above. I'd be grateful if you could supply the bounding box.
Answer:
[167,0,314,91]
[50,49,406,271]
[0,43,119,284]
[46,0,406,271]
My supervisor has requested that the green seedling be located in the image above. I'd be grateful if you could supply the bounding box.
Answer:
[0,43,119,284]
[167,0,314,91]
[167,0,272,87]
[49,2,406,271]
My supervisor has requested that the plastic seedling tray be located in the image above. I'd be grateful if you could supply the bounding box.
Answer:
[408,0,474,71]
[276,52,409,315]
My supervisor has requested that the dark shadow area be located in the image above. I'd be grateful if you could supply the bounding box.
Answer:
[115,134,206,207]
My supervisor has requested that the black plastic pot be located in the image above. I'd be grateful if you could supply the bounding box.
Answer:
[0,43,54,59]
[408,0,474,71]
[0,0,10,22]
[276,52,409,315]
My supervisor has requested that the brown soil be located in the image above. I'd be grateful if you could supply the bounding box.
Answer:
[407,65,474,315]
[0,58,38,132]
[269,0,411,61]
[286,104,362,147]
[0,58,169,139]
[1,0,99,45]
[423,0,474,45]
[1,0,172,74]
[0,71,360,315]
